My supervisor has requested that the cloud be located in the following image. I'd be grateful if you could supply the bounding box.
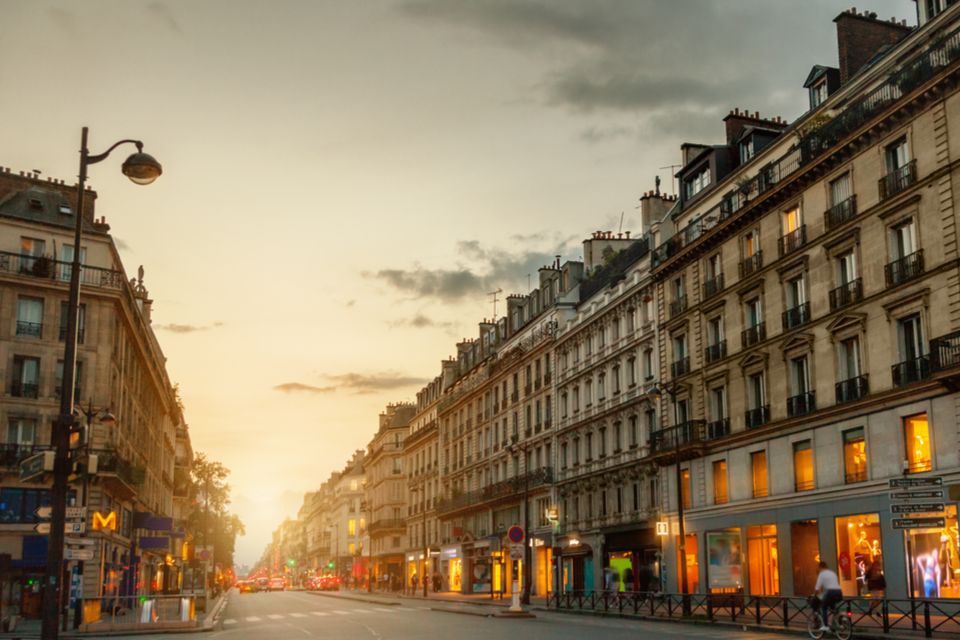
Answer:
[346,300,356,307]
[147,2,181,33]
[272,383,336,394]
[389,313,458,332]
[156,322,225,334]
[323,372,429,395]
[113,237,132,251]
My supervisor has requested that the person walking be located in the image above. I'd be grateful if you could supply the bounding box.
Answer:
[866,558,886,616]
[814,561,843,632]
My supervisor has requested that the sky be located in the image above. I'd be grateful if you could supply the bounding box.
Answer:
[0,0,914,566]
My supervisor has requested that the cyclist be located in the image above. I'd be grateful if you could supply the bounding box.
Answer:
[814,561,843,632]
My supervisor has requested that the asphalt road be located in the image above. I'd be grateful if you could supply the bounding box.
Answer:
[108,589,807,639]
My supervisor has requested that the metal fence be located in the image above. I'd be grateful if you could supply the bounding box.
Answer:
[80,594,197,630]
[546,590,960,637]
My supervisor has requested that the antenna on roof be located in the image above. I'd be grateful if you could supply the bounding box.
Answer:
[487,288,503,317]
[660,165,682,195]
[618,211,624,234]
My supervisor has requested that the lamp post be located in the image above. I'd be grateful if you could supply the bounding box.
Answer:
[646,384,690,612]
[70,401,114,630]
[410,478,428,598]
[42,127,161,640]
[506,438,532,606]
[327,524,339,588]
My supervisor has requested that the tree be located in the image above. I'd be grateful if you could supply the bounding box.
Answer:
[189,452,245,570]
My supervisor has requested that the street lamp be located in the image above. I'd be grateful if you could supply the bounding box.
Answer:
[326,524,339,588]
[410,478,428,598]
[646,383,690,609]
[42,127,161,640]
[506,438,532,606]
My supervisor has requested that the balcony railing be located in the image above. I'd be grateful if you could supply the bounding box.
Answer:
[836,375,869,404]
[778,225,807,257]
[368,519,407,535]
[739,252,763,279]
[845,470,867,484]
[671,356,690,378]
[741,322,766,348]
[745,405,770,430]
[58,327,85,344]
[0,251,125,290]
[824,195,858,231]
[786,392,816,417]
[89,448,146,486]
[706,419,730,441]
[892,355,931,387]
[54,386,82,402]
[435,467,553,516]
[15,322,41,338]
[11,382,39,399]
[795,479,815,492]
[544,418,552,430]
[885,250,924,287]
[524,384,532,396]
[669,296,687,318]
[931,330,960,372]
[829,278,863,311]
[879,160,917,200]
[705,340,727,364]
[649,421,705,454]
[702,274,724,300]
[782,303,810,331]
[0,444,52,468]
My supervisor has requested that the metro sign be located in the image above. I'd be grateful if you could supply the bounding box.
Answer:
[91,511,117,532]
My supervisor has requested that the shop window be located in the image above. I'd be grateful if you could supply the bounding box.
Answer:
[751,451,768,498]
[793,440,813,492]
[844,428,867,484]
[908,505,960,599]
[791,521,820,596]
[348,519,356,536]
[677,533,699,593]
[747,525,780,595]
[835,513,881,597]
[0,488,52,524]
[707,530,742,592]
[904,413,932,473]
[681,469,691,509]
[713,460,728,505]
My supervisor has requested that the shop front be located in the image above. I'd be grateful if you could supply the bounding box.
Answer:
[561,541,594,592]
[603,527,658,592]
[469,541,492,593]
[439,545,462,592]
[534,538,554,595]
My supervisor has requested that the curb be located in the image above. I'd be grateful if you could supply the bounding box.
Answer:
[305,591,400,606]
[203,593,228,630]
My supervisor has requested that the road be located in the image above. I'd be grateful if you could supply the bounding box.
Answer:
[106,589,806,640]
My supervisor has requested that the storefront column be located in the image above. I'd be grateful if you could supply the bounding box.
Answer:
[776,517,794,597]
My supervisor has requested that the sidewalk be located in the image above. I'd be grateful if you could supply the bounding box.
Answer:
[311,587,548,610]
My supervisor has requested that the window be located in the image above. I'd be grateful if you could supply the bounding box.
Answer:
[350,479,358,491]
[19,237,45,266]
[16,298,43,339]
[629,416,638,448]
[747,525,780,595]
[895,314,928,386]
[685,165,711,199]
[348,542,355,554]
[572,439,580,466]
[0,488,52,524]
[839,337,862,381]
[752,451,768,498]
[710,386,727,423]
[572,388,579,413]
[597,374,605,400]
[12,356,40,399]
[612,367,620,394]
[890,219,917,261]
[643,349,654,380]
[783,206,801,234]
[885,137,910,174]
[561,393,568,418]
[904,413,932,473]
[837,251,858,287]
[831,173,852,206]
[794,440,813,491]
[811,80,828,108]
[674,399,689,425]
[745,297,762,328]
[740,137,754,164]
[744,229,760,257]
[747,373,765,410]
[844,427,867,483]
[887,219,922,286]
[790,356,811,398]
[681,469,691,509]
[599,428,606,457]
[713,461,728,504]
[348,519,356,536]
[628,357,636,386]
[561,442,568,468]
[785,275,805,309]
[613,422,621,451]
[7,419,36,445]
[58,245,86,281]
[706,253,722,280]
[585,433,593,460]
[834,514,881,594]
[584,380,592,405]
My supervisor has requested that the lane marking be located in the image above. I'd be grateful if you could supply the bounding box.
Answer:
[223,619,236,625]
[396,607,419,611]
[311,611,330,616]
[268,614,285,619]
[290,612,308,618]
[246,616,261,622]
[374,607,396,612]
[332,610,351,615]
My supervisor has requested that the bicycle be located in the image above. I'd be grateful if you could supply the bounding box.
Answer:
[807,595,852,640]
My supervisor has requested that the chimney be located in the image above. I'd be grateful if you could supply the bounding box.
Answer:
[723,109,788,148]
[834,9,912,86]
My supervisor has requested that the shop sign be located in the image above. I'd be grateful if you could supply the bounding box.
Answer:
[890,490,944,500]
[546,508,559,522]
[838,551,851,572]
[891,503,945,514]
[889,477,942,488]
[706,532,742,590]
[656,522,669,536]
[892,517,946,530]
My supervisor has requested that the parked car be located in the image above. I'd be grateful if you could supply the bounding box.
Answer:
[268,577,286,592]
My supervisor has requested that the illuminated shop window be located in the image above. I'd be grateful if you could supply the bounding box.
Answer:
[835,513,881,597]
[904,413,932,473]
[747,525,779,595]
[907,505,959,599]
[844,428,867,484]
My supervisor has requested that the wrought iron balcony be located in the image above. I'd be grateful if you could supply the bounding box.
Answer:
[885,249,924,287]
[845,470,867,484]
[836,375,869,404]
[739,252,763,279]
[745,405,770,430]
[0,444,52,468]
[0,251,125,290]
[16,322,41,338]
[705,340,727,364]
[524,384,532,396]
[54,386,82,402]
[786,392,816,417]
[782,303,810,331]
[931,330,960,372]
[741,322,766,348]
[824,195,857,231]
[650,421,705,454]
[778,225,807,257]
[706,419,730,441]
[669,295,688,318]
[892,355,931,387]
[671,356,690,378]
[702,273,724,300]
[368,519,407,535]
[58,327,85,344]
[829,278,863,310]
[11,382,38,399]
[435,467,553,517]
[879,160,917,200]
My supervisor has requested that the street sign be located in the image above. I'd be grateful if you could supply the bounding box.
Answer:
[510,544,524,560]
[891,503,945,514]
[497,523,505,533]
[892,517,946,530]
[198,548,212,562]
[656,522,669,536]
[507,526,524,544]
[890,490,944,500]
[65,537,97,546]
[36,506,86,520]
[889,477,943,488]
[20,451,54,483]
[35,522,85,535]
[64,548,94,561]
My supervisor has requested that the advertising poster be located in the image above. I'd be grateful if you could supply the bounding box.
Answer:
[708,531,743,590]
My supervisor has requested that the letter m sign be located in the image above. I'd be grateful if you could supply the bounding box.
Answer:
[92,511,117,531]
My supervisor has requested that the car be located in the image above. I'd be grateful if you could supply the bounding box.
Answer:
[320,575,340,591]
[257,578,269,592]
[239,580,257,594]
[268,577,285,592]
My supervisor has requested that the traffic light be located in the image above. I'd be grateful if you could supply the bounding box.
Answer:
[288,559,295,567]
[327,561,334,569]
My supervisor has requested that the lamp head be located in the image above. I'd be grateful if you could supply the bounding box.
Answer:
[122,151,162,185]
[100,411,116,425]
[646,386,662,403]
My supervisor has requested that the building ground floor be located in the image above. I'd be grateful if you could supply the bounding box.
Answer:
[661,480,960,600]
[555,522,661,594]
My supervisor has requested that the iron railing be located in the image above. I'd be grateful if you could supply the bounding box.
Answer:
[368,519,407,534]
[58,327,85,343]
[787,392,816,417]
[650,421,705,454]
[778,225,807,257]
[89,449,146,486]
[879,160,918,200]
[15,321,41,338]
[824,195,858,230]
[702,273,724,300]
[435,467,553,516]
[782,303,810,331]
[931,329,960,371]
[11,382,39,399]
[671,356,690,378]
[0,251,125,290]
[745,405,770,430]
[0,444,52,468]
[706,419,729,441]
[836,375,869,404]
[669,296,687,318]
[829,278,863,310]
[742,322,766,348]
[892,355,931,387]
[885,249,924,287]
[705,340,726,364]
[739,252,763,278]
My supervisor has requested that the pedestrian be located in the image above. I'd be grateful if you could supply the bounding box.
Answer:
[603,564,618,593]
[410,572,418,594]
[433,572,442,593]
[866,558,886,616]
[623,566,635,592]
[814,561,843,632]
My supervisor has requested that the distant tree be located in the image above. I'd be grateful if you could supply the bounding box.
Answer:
[190,452,245,570]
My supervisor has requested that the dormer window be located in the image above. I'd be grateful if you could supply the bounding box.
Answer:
[28,198,43,210]
[685,165,711,199]
[58,203,72,215]
[811,80,828,108]
[740,137,755,164]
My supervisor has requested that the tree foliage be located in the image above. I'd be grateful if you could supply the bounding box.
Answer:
[189,452,245,570]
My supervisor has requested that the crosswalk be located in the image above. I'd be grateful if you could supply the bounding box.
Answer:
[223,606,421,626]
